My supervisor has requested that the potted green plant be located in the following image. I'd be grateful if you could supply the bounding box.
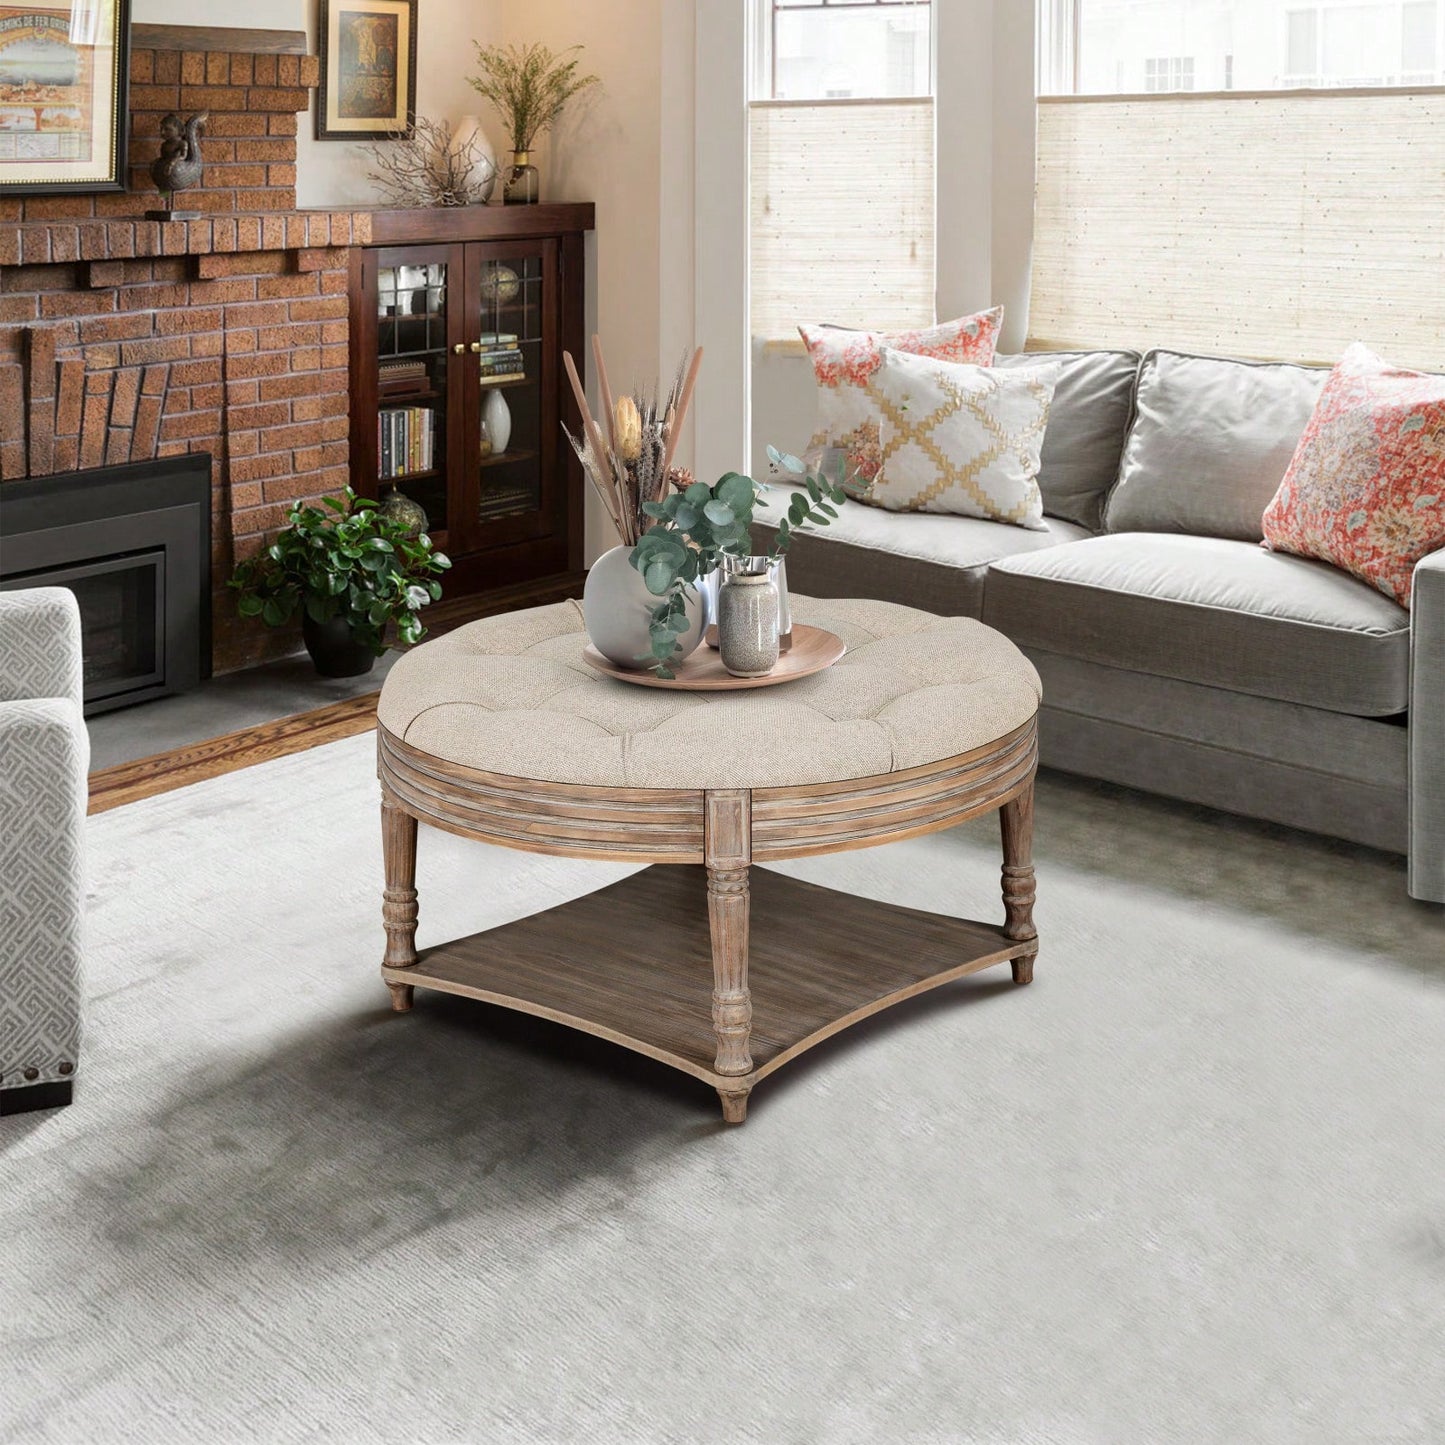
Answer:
[230,489,452,677]
[629,448,848,677]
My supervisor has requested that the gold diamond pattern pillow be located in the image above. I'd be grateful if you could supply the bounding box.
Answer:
[852,349,1060,530]
[799,309,1003,465]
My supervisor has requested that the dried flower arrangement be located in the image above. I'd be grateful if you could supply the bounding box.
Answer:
[362,115,496,208]
[561,339,703,547]
[468,42,599,153]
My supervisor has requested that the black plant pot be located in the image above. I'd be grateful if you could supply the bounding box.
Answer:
[302,611,377,678]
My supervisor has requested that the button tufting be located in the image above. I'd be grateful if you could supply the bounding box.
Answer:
[378,595,1041,791]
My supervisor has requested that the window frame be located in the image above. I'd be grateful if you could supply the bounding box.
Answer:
[1039,0,1445,98]
[751,0,934,102]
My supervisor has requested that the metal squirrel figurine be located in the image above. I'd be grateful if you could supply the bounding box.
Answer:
[145,112,208,221]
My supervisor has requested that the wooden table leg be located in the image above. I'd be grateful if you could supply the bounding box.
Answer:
[382,793,419,1011]
[1000,779,1038,984]
[706,789,753,1123]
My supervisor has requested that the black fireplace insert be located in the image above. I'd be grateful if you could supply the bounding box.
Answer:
[0,455,211,715]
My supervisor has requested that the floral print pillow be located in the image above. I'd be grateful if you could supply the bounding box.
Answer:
[1261,343,1445,607]
[798,309,1004,483]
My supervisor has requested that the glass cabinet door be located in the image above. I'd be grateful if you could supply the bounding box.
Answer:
[465,240,560,547]
[372,252,453,544]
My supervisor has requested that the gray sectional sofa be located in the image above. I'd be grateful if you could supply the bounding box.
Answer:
[757,347,1444,904]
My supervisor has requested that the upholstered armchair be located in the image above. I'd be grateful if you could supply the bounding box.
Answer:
[0,588,88,1115]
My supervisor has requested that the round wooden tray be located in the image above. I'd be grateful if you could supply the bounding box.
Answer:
[582,624,845,690]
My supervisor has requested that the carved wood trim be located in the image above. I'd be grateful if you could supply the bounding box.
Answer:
[376,717,1038,865]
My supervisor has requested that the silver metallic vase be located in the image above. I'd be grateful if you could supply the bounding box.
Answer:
[717,556,780,678]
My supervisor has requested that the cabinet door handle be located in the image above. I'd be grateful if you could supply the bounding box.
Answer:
[469,341,483,353]
[452,342,466,355]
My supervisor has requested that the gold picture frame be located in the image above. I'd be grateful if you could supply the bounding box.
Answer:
[316,0,416,141]
[0,0,130,193]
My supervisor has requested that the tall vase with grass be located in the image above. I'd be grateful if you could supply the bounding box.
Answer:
[468,41,599,205]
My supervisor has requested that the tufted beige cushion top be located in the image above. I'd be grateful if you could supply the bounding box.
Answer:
[378,596,1041,790]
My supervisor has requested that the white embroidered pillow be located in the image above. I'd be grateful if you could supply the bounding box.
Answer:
[853,349,1060,531]
[798,309,1004,476]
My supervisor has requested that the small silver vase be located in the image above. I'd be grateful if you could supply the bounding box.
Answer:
[717,556,780,678]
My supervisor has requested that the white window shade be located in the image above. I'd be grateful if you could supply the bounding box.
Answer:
[1029,91,1445,369]
[749,98,935,342]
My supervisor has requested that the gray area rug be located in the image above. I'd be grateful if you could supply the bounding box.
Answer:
[3,732,1443,1444]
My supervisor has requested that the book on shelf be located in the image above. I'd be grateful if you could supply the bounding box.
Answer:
[478,332,519,346]
[379,360,428,381]
[378,405,436,480]
[478,346,525,383]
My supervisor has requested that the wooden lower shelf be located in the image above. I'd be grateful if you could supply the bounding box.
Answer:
[382,865,1031,1091]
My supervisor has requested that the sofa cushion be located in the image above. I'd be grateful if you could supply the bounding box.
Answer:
[1261,343,1445,607]
[983,533,1410,716]
[994,349,1140,532]
[1104,350,1327,541]
[755,484,1088,618]
[848,349,1058,529]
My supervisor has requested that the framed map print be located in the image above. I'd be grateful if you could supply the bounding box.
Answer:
[316,0,416,141]
[0,0,129,192]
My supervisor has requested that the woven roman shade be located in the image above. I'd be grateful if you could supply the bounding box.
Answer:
[1029,90,1445,369]
[749,98,935,341]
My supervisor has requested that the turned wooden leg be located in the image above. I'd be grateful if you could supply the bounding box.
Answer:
[381,793,419,1010]
[706,790,753,1107]
[1000,780,1038,985]
[717,1088,751,1125]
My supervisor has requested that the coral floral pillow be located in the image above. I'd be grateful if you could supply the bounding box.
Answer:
[1262,343,1445,606]
[799,309,1004,483]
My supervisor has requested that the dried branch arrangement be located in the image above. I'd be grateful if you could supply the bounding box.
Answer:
[362,116,496,208]
[469,42,599,152]
[562,340,703,547]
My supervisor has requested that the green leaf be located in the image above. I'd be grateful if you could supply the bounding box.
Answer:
[236,594,264,618]
[684,482,712,507]
[717,473,755,515]
[322,494,347,512]
[644,559,675,595]
[672,501,699,530]
[703,499,735,527]
[305,595,329,623]
[261,598,288,627]
[641,500,669,518]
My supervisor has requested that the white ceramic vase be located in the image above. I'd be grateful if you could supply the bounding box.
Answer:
[583,545,704,670]
[482,387,511,455]
[450,114,497,203]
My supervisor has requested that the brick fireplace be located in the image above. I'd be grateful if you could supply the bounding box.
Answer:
[0,26,372,673]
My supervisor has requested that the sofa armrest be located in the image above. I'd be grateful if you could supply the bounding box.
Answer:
[1408,547,1445,903]
[0,697,87,1085]
[0,587,84,709]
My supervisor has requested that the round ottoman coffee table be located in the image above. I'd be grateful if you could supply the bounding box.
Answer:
[375,595,1041,1124]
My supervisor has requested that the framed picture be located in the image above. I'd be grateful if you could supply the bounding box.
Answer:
[316,0,416,142]
[0,0,130,193]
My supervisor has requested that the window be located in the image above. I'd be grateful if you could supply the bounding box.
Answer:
[749,0,935,340]
[1144,55,1195,91]
[1031,2,1445,367]
[1045,0,1445,96]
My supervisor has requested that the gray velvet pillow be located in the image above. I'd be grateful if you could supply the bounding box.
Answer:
[994,350,1140,532]
[1104,349,1327,542]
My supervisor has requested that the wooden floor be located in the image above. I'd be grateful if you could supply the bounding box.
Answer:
[87,691,379,814]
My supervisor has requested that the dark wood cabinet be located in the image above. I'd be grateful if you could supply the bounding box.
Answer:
[348,204,594,612]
